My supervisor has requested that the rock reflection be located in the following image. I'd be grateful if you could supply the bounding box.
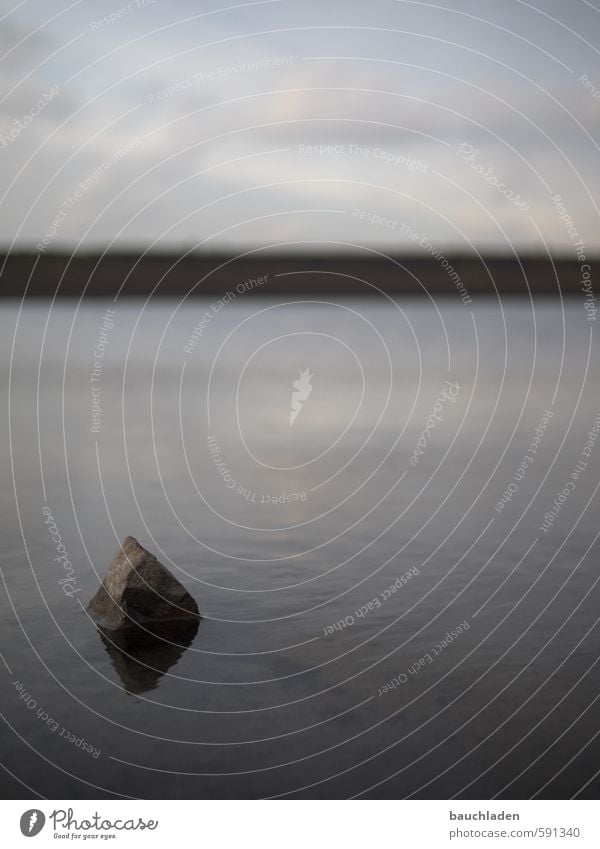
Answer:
[98,618,200,695]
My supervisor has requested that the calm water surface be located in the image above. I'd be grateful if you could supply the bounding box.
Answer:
[0,298,599,798]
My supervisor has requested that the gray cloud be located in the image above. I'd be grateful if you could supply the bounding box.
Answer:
[1,0,599,253]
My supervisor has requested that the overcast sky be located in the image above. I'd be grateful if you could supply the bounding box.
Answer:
[1,0,599,254]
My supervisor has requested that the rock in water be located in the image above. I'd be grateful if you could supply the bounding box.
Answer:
[88,537,200,637]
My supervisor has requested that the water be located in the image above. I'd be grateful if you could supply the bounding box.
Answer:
[1,297,599,799]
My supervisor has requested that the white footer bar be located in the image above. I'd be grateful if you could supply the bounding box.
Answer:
[1,800,598,848]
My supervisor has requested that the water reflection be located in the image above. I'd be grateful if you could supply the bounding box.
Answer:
[97,618,200,695]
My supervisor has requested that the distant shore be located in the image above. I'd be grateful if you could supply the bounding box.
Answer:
[0,251,596,299]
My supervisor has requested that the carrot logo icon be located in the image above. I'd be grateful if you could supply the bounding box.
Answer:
[289,369,314,426]
[20,810,45,837]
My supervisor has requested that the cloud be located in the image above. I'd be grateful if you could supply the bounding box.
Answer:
[1,0,599,253]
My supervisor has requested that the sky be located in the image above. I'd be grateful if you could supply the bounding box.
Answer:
[1,0,599,255]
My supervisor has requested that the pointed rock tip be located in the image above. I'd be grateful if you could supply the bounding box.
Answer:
[87,535,200,634]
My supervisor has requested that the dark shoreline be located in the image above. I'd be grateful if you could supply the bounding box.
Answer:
[0,252,596,298]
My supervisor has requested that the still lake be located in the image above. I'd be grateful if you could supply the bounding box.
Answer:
[1,297,599,799]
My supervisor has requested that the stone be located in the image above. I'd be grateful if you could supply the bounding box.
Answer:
[88,536,200,638]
